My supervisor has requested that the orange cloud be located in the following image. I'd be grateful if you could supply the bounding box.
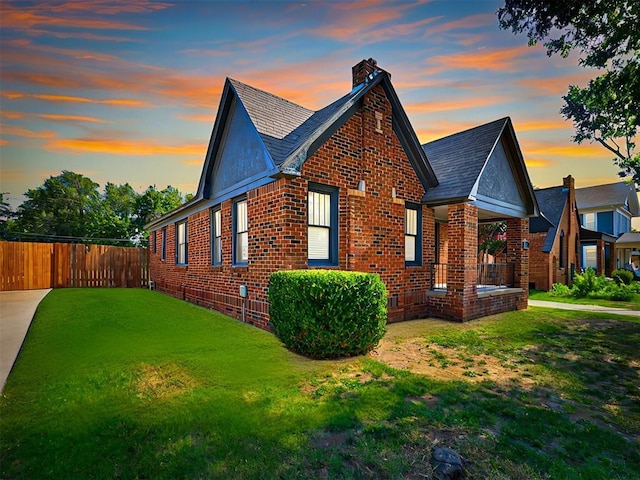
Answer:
[415,120,480,143]
[514,119,572,132]
[0,110,25,119]
[524,142,604,158]
[37,114,108,123]
[46,0,172,15]
[0,139,9,146]
[308,0,426,42]
[0,2,150,31]
[517,71,596,96]
[427,13,495,36]
[20,93,150,107]
[177,114,215,123]
[524,158,556,168]
[406,96,507,115]
[1,125,56,138]
[430,45,536,72]
[46,138,206,157]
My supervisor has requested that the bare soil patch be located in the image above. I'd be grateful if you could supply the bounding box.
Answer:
[135,363,198,399]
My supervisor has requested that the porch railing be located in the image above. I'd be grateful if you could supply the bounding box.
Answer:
[430,262,515,290]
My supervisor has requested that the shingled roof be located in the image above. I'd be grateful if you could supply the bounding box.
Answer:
[530,186,567,233]
[228,78,360,167]
[421,118,507,204]
[530,185,569,252]
[576,182,640,215]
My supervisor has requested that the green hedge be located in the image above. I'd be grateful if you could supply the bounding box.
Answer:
[268,270,388,359]
[612,268,634,285]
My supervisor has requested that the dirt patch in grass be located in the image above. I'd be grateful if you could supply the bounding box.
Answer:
[370,339,529,385]
[135,363,198,399]
[369,317,640,442]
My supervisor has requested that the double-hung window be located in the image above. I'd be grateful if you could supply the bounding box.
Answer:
[161,227,167,261]
[211,207,222,266]
[233,198,248,265]
[308,184,338,266]
[152,230,157,254]
[405,203,422,266]
[176,220,188,265]
[583,212,596,230]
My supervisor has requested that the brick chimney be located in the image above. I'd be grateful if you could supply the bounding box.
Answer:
[563,175,575,212]
[352,58,388,87]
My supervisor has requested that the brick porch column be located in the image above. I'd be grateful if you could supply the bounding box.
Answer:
[445,203,478,320]
[596,239,605,275]
[507,217,529,308]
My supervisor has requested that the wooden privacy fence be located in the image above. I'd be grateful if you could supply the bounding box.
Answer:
[0,241,148,291]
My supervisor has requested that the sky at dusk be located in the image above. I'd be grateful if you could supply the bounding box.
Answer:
[0,0,630,212]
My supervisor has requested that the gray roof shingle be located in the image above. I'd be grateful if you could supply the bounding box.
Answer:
[575,182,639,214]
[421,118,508,204]
[530,186,567,232]
[530,185,569,252]
[229,78,361,167]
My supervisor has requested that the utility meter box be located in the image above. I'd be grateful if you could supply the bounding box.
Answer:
[239,285,248,298]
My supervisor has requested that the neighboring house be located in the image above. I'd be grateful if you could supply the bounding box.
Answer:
[529,176,581,290]
[146,58,539,329]
[576,182,640,275]
[615,232,640,277]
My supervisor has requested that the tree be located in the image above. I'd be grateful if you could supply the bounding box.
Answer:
[6,172,191,244]
[498,0,640,182]
[135,185,185,228]
[0,193,15,239]
[94,182,139,243]
[9,171,101,241]
[478,222,507,262]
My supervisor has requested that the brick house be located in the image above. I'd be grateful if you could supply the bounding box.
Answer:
[576,182,640,275]
[528,176,581,290]
[146,59,539,329]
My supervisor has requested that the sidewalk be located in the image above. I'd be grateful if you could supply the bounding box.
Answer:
[0,289,51,392]
[529,299,640,317]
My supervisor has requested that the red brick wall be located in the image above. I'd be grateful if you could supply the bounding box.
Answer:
[149,81,531,327]
[529,232,552,290]
[426,207,528,321]
[149,83,434,328]
[300,83,431,321]
[528,176,581,291]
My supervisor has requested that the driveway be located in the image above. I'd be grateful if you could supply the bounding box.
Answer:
[0,289,51,392]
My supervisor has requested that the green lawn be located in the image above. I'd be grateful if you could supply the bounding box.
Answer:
[1,289,639,479]
[530,288,640,310]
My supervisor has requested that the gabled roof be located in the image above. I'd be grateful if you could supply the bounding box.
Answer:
[421,117,538,218]
[229,78,346,167]
[422,118,505,204]
[530,185,570,252]
[227,73,437,185]
[194,71,437,198]
[530,186,567,233]
[576,182,640,215]
[147,68,438,229]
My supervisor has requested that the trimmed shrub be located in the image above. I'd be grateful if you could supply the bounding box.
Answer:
[268,270,388,359]
[612,268,634,286]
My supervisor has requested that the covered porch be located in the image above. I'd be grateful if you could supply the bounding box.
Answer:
[420,117,538,321]
[425,203,531,321]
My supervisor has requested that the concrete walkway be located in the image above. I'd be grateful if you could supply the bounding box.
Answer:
[0,289,51,392]
[529,299,640,317]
